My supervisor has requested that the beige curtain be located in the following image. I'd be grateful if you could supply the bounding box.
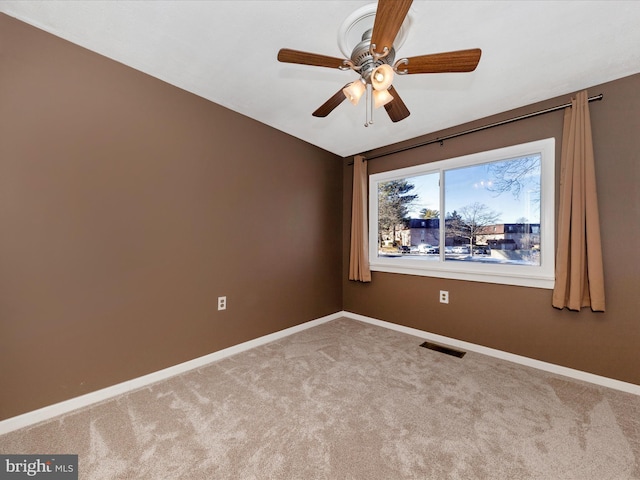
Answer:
[349,155,372,282]
[552,91,605,311]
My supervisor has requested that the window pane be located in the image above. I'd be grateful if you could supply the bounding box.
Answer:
[443,155,541,265]
[376,172,439,260]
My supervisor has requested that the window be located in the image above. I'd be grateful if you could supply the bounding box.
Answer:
[369,138,555,288]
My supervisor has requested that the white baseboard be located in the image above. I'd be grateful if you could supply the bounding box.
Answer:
[2,310,638,436]
[0,312,341,435]
[341,311,640,397]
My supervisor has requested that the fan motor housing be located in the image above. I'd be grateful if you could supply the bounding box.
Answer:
[350,29,396,82]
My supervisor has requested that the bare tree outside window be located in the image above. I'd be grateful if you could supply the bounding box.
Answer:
[486,155,541,204]
[458,202,502,254]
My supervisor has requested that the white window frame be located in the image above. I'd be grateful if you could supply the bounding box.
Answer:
[368,138,556,289]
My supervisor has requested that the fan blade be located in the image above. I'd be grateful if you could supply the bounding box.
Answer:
[370,0,413,56]
[277,48,346,69]
[384,85,410,122]
[312,85,349,117]
[399,49,482,74]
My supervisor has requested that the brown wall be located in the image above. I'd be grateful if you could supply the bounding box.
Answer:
[343,73,640,385]
[0,14,343,420]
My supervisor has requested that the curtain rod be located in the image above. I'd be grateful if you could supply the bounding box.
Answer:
[354,93,603,162]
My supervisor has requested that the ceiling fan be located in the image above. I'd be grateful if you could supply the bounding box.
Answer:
[277,0,481,126]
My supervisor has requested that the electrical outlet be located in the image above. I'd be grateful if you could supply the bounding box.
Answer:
[217,296,227,311]
[439,290,449,304]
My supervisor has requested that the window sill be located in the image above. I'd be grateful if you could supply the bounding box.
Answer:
[370,261,555,289]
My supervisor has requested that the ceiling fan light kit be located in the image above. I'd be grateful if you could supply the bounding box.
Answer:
[371,63,395,91]
[343,79,366,106]
[277,0,481,126]
[373,88,394,109]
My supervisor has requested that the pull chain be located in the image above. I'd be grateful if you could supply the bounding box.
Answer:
[365,83,374,127]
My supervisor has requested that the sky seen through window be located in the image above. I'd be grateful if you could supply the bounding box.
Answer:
[405,155,541,224]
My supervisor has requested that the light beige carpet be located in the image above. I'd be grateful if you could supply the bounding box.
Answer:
[1,318,639,479]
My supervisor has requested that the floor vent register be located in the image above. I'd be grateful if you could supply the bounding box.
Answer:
[420,341,466,358]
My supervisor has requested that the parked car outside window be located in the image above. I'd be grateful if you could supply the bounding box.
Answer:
[417,244,432,253]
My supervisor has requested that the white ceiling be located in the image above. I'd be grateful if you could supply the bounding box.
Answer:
[2,1,640,158]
